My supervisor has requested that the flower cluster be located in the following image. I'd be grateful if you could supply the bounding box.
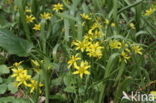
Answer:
[109,40,143,63]
[72,23,104,59]
[68,55,91,78]
[67,15,143,78]
[25,3,64,31]
[11,61,43,93]
[68,22,104,78]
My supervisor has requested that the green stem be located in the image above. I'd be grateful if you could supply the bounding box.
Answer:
[30,53,49,103]
[112,0,118,22]
[40,20,47,53]
[43,64,49,103]
[41,22,49,103]
[98,54,118,103]
[19,1,31,41]
[135,1,142,31]
[98,84,106,103]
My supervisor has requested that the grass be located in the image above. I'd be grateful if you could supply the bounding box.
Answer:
[0,0,156,103]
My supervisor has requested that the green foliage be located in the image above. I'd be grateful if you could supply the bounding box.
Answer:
[0,65,10,74]
[0,29,33,57]
[0,96,31,103]
[0,65,18,95]
[0,0,156,103]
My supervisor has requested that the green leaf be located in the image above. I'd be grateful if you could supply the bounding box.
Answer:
[0,84,7,94]
[64,18,70,41]
[115,62,126,84]
[114,77,132,102]
[0,77,3,83]
[0,29,33,57]
[0,65,10,74]
[8,83,18,94]
[118,0,143,14]
[0,96,31,103]
[0,96,15,103]
[63,73,77,86]
[49,93,67,101]
[53,43,60,61]
[57,13,78,21]
[13,98,31,103]
[64,86,76,93]
[84,99,94,103]
[93,81,104,92]
[51,77,62,87]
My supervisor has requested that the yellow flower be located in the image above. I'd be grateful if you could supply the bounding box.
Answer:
[84,34,93,41]
[81,22,86,26]
[84,30,103,41]
[11,68,27,78]
[16,73,31,87]
[111,23,116,27]
[13,61,23,67]
[73,61,90,78]
[86,42,103,59]
[72,40,91,52]
[129,23,135,29]
[31,60,42,73]
[131,45,143,55]
[120,52,130,63]
[33,24,41,31]
[109,40,122,49]
[52,3,64,12]
[25,9,31,13]
[27,80,43,93]
[67,54,81,68]
[11,67,31,87]
[144,7,155,16]
[121,41,129,48]
[125,48,131,53]
[26,15,35,23]
[80,13,91,20]
[88,28,94,35]
[31,60,40,68]
[40,12,52,19]
[104,19,110,24]
[94,30,103,38]
[91,22,102,30]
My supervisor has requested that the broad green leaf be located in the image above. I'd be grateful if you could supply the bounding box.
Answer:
[64,86,76,93]
[0,96,15,103]
[0,29,33,57]
[51,77,62,87]
[63,73,77,86]
[8,83,18,94]
[0,84,7,94]
[0,65,10,74]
